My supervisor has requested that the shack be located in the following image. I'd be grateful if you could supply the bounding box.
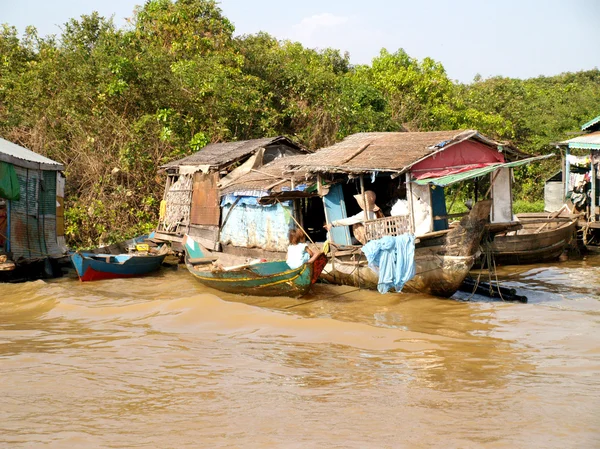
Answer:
[285,130,543,245]
[155,136,309,250]
[558,114,600,245]
[0,137,67,281]
[217,154,320,258]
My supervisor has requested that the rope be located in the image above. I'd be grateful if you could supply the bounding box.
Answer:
[276,198,315,245]
[476,234,506,302]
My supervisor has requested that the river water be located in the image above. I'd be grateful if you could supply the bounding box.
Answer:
[1,255,599,448]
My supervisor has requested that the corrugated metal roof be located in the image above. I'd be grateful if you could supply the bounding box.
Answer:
[581,115,600,132]
[561,131,600,150]
[162,136,306,169]
[288,130,522,174]
[0,137,64,171]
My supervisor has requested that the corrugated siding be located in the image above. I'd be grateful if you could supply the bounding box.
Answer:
[10,166,60,259]
[56,197,65,236]
[12,167,38,215]
[219,200,293,252]
[43,216,61,256]
[40,170,56,215]
[190,172,220,225]
[56,172,65,236]
[11,210,42,259]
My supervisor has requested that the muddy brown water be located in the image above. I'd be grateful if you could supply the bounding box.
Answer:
[1,255,599,448]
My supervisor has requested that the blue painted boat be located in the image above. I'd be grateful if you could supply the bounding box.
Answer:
[184,235,326,297]
[71,237,168,282]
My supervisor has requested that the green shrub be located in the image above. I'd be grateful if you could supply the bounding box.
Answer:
[513,199,545,213]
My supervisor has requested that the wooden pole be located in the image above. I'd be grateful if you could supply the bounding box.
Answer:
[565,147,571,201]
[406,172,415,233]
[591,154,596,222]
[484,169,503,198]
[359,174,368,221]
[276,199,315,244]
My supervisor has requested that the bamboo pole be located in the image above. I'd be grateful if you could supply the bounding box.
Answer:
[406,172,415,233]
[276,198,315,245]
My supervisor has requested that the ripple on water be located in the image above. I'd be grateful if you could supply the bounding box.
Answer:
[0,260,598,448]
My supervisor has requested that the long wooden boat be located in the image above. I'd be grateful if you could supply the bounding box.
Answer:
[71,237,168,282]
[483,213,577,265]
[184,235,327,297]
[320,200,493,298]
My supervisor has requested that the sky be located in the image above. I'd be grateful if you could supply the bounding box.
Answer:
[2,0,599,83]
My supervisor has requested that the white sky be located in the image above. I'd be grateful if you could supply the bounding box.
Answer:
[2,0,599,82]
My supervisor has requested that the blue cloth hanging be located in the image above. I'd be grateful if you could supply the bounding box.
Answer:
[361,234,416,293]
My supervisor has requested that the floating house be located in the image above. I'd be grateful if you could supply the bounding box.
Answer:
[209,130,547,250]
[557,114,600,244]
[155,136,309,250]
[213,130,550,296]
[0,137,67,280]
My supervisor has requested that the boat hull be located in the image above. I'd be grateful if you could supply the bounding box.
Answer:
[322,253,476,298]
[187,261,312,297]
[487,218,577,265]
[71,252,167,282]
[184,236,327,298]
[322,200,492,298]
[186,254,327,298]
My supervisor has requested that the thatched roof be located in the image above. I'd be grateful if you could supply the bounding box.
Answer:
[219,154,313,195]
[162,136,305,170]
[288,130,523,174]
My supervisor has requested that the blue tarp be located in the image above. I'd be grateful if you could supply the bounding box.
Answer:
[220,196,293,252]
[361,234,416,294]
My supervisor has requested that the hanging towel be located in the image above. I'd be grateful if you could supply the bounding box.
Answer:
[0,162,20,201]
[361,234,416,293]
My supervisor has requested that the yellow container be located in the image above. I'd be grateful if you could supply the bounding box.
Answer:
[135,243,150,252]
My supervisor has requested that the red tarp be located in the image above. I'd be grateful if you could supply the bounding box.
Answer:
[411,140,505,180]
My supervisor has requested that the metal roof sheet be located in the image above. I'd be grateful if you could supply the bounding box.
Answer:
[0,137,64,171]
[581,115,600,132]
[561,131,600,150]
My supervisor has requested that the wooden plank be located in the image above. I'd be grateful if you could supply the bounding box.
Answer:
[518,217,573,225]
[153,232,183,243]
[433,212,468,220]
[189,256,218,265]
[418,229,451,240]
[190,172,220,226]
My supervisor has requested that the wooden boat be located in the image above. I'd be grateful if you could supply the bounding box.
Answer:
[483,212,577,265]
[320,200,493,298]
[71,236,168,282]
[184,235,327,297]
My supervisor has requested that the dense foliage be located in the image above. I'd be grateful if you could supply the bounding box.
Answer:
[1,0,598,246]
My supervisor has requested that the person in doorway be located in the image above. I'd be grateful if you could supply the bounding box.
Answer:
[324,190,383,244]
[286,228,322,269]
